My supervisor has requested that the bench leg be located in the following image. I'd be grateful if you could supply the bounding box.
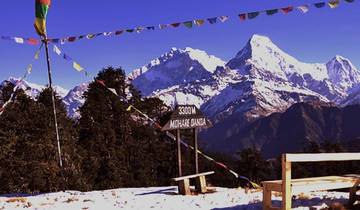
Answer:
[195,175,207,193]
[178,178,191,195]
[349,179,360,206]
[263,185,272,210]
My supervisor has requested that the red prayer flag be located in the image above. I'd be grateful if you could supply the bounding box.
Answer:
[238,14,247,21]
[281,6,294,14]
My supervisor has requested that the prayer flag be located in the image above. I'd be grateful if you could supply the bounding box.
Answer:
[194,19,205,26]
[50,38,59,43]
[14,37,24,44]
[219,16,229,23]
[126,105,133,112]
[207,17,217,24]
[63,54,72,61]
[86,34,96,39]
[328,0,340,8]
[53,45,61,55]
[297,5,310,13]
[183,21,193,28]
[314,2,326,8]
[103,32,112,36]
[115,30,124,35]
[238,14,247,21]
[136,27,144,33]
[171,23,181,28]
[266,9,278,15]
[34,0,51,36]
[281,6,294,14]
[73,62,84,72]
[146,26,155,30]
[159,24,168,29]
[67,37,76,42]
[34,50,40,60]
[247,12,260,19]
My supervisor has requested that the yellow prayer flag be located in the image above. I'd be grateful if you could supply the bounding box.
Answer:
[73,62,84,72]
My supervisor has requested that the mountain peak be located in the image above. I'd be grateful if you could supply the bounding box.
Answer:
[248,34,274,46]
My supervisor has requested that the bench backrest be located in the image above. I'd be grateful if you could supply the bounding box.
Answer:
[285,153,360,163]
[281,153,360,209]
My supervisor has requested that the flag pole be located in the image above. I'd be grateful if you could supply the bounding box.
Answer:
[43,37,65,192]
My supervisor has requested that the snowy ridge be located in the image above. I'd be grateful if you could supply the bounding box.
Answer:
[63,83,88,118]
[2,77,68,99]
[136,34,360,123]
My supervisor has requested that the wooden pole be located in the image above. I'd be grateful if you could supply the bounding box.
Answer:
[282,154,292,210]
[176,129,182,177]
[43,38,65,191]
[193,128,199,174]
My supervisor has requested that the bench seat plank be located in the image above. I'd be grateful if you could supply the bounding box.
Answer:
[263,175,360,193]
[172,171,214,182]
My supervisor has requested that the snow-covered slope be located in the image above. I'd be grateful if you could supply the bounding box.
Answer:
[130,47,226,96]
[145,35,359,124]
[2,77,68,99]
[0,77,86,118]
[0,186,351,210]
[63,83,88,119]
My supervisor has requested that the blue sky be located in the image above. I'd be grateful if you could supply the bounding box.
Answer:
[0,0,359,89]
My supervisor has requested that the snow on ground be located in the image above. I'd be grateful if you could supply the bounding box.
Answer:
[0,187,352,210]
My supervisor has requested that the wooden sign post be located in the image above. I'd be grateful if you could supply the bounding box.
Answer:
[163,105,213,195]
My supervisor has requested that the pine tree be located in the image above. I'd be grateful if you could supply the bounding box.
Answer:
[0,87,84,194]
[78,66,177,190]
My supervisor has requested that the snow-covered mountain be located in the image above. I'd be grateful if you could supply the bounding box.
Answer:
[2,34,360,124]
[63,83,88,119]
[0,77,88,119]
[131,35,359,125]
[131,47,226,96]
[1,77,68,99]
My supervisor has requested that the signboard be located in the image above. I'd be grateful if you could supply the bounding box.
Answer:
[162,105,211,131]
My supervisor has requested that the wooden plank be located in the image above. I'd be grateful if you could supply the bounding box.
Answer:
[172,171,215,181]
[349,179,360,206]
[282,154,292,210]
[263,175,359,194]
[263,185,273,210]
[178,179,191,195]
[193,128,199,174]
[285,153,360,163]
[195,175,207,193]
[177,129,182,177]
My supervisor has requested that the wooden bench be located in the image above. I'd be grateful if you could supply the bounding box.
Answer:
[172,171,214,195]
[262,153,360,210]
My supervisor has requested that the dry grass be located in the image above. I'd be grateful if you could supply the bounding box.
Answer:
[6,197,27,203]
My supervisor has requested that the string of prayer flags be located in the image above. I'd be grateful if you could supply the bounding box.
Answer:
[0,44,43,116]
[13,0,348,46]
[51,44,88,75]
[1,36,41,45]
